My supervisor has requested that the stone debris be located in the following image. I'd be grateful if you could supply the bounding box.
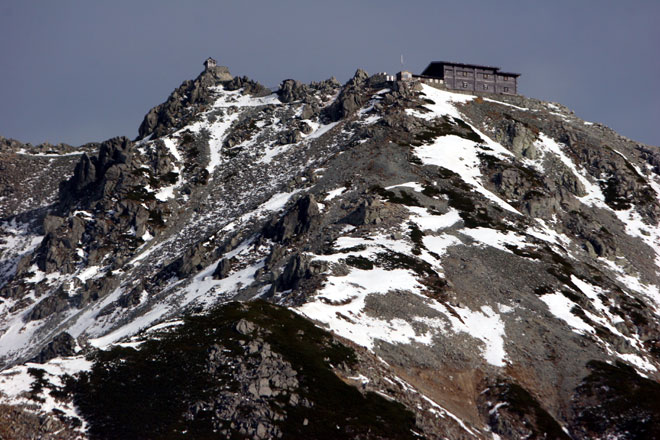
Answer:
[190,332,301,440]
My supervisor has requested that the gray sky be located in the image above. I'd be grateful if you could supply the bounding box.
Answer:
[1,0,658,146]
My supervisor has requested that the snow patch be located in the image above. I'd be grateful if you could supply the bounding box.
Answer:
[408,206,461,231]
[385,181,425,192]
[540,292,595,334]
[296,267,428,349]
[460,227,529,253]
[447,305,508,367]
[422,234,462,256]
[306,121,339,139]
[324,187,347,201]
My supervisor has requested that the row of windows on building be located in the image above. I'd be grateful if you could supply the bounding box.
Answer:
[459,81,509,92]
[447,70,513,81]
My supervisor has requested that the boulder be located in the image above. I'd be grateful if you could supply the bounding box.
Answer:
[496,120,539,159]
[263,194,320,243]
[342,198,385,226]
[235,319,256,336]
[275,253,326,292]
[214,258,232,279]
[30,332,77,363]
[277,79,310,103]
[25,290,70,321]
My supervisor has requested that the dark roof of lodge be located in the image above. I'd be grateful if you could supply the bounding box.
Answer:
[422,61,521,77]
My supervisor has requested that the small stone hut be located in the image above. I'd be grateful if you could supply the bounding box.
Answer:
[204,57,217,70]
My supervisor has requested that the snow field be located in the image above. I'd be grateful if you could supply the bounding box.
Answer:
[296,216,511,367]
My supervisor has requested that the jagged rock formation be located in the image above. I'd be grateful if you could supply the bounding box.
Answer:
[0,61,659,439]
[137,63,234,140]
[0,137,94,221]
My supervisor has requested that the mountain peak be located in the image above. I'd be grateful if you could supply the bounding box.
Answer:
[1,63,659,439]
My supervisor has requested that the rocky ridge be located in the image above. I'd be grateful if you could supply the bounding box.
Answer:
[0,61,659,439]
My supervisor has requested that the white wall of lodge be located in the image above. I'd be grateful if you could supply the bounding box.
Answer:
[377,72,444,85]
[418,77,443,85]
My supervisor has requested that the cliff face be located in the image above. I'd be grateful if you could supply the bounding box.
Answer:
[0,63,659,439]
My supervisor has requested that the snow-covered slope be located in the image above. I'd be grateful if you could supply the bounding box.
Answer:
[1,65,660,439]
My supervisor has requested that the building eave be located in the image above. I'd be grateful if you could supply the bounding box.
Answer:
[424,60,503,71]
[497,71,521,77]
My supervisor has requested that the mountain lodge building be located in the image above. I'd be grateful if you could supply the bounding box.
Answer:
[418,61,520,95]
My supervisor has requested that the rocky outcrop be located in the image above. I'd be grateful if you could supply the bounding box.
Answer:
[137,65,233,140]
[0,404,81,440]
[0,139,91,219]
[0,136,77,155]
[23,136,159,278]
[274,253,326,293]
[479,381,570,440]
[2,131,174,313]
[33,215,86,273]
[189,337,301,439]
[570,360,660,439]
[324,69,370,121]
[25,289,70,321]
[495,119,539,159]
[213,257,233,279]
[342,197,389,226]
[224,75,271,97]
[58,136,133,208]
[276,77,341,120]
[277,79,310,103]
[30,332,77,364]
[263,194,320,243]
